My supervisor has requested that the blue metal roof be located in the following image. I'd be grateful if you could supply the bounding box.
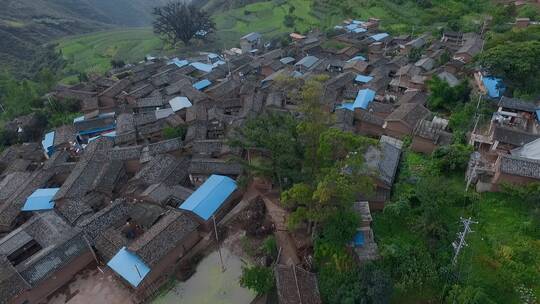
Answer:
[347,55,367,62]
[190,62,213,73]
[41,131,55,157]
[482,76,505,98]
[78,125,116,136]
[345,24,358,31]
[169,96,192,112]
[107,247,151,287]
[353,89,376,109]
[170,58,189,68]
[370,33,389,41]
[353,27,367,33]
[88,131,117,143]
[241,32,262,42]
[355,75,373,83]
[295,56,319,68]
[22,188,59,211]
[193,79,212,91]
[353,231,365,246]
[73,115,85,123]
[280,57,295,65]
[179,175,237,220]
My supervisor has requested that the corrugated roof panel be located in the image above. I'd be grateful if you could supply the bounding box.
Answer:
[179,175,237,220]
[107,247,151,287]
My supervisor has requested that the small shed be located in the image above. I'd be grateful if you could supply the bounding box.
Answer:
[179,174,237,221]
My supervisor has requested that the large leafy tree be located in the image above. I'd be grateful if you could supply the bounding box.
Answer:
[477,40,540,96]
[152,2,215,46]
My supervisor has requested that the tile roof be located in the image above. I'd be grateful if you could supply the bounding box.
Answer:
[385,103,430,128]
[274,265,322,304]
[128,209,198,266]
[499,155,540,179]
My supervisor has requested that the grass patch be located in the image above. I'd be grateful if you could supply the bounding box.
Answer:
[373,150,540,303]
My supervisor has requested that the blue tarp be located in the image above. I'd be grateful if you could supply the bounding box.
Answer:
[41,131,55,157]
[353,231,365,246]
[179,175,237,220]
[107,247,151,287]
[191,62,213,73]
[355,75,373,83]
[370,33,389,41]
[536,109,540,123]
[482,76,505,98]
[22,188,59,211]
[338,89,375,111]
[193,79,212,91]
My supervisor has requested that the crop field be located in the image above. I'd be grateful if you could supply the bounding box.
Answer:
[57,28,165,83]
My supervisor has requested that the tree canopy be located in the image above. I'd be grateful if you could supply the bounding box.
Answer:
[152,2,215,46]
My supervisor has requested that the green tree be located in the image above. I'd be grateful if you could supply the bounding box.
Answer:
[427,76,471,111]
[239,265,275,295]
[229,111,304,188]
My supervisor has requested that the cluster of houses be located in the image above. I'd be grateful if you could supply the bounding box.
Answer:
[1,14,538,304]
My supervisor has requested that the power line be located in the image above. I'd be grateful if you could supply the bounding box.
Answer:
[452,217,478,265]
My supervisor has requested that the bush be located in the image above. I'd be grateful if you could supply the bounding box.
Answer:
[432,144,473,172]
[261,236,278,259]
[162,126,187,140]
[239,265,275,295]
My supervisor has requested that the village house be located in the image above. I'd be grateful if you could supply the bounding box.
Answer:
[0,211,94,304]
[383,102,431,139]
[240,32,263,54]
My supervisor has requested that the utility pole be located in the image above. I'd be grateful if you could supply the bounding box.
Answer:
[452,217,477,265]
[213,215,226,272]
